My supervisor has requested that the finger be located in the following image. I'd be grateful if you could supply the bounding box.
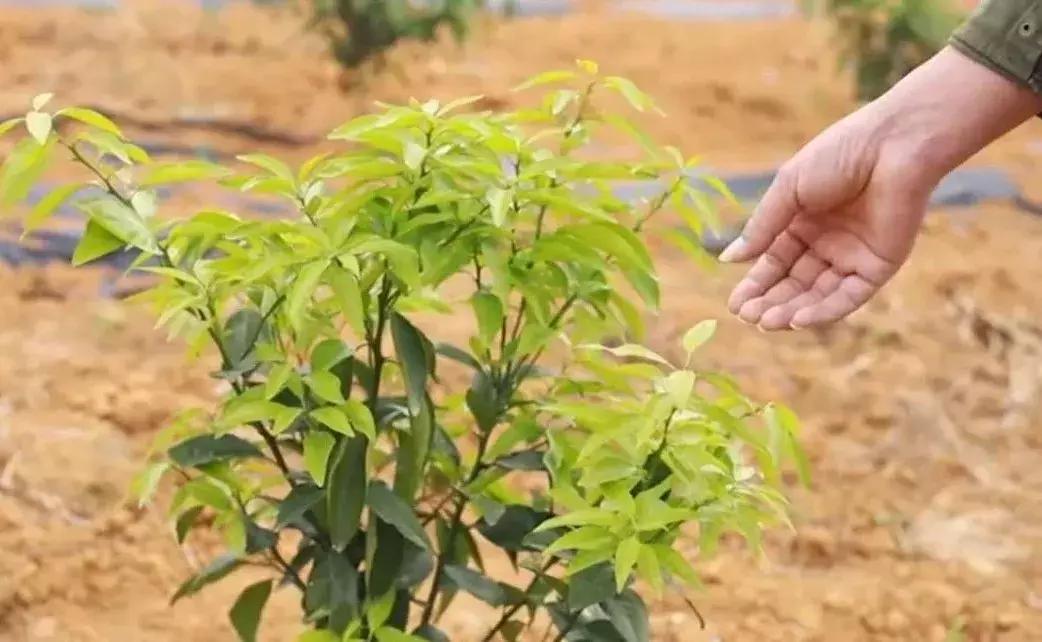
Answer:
[739,251,829,324]
[758,267,842,330]
[719,168,800,263]
[790,274,876,328]
[738,277,804,325]
[726,230,807,314]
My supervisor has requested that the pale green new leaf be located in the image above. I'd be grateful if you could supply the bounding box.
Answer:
[682,319,717,354]
[304,431,337,486]
[25,111,52,144]
[613,536,641,592]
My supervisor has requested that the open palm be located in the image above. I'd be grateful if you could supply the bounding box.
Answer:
[720,113,934,331]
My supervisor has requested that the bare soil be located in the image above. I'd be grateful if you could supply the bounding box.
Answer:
[3,2,1042,641]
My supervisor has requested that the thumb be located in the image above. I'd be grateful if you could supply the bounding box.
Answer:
[719,167,800,263]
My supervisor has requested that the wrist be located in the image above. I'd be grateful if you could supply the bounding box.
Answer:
[867,46,1042,182]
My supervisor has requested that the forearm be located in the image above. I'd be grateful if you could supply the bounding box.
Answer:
[867,46,1042,183]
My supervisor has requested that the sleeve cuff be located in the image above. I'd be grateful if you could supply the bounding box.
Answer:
[949,0,1042,94]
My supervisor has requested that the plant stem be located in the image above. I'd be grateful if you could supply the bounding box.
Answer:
[270,547,307,592]
[419,426,494,628]
[480,558,557,642]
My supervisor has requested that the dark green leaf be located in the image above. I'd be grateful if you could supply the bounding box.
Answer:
[223,309,264,367]
[327,435,368,551]
[367,480,431,550]
[393,393,433,501]
[305,550,360,631]
[228,580,272,642]
[175,505,205,544]
[568,563,615,612]
[434,342,481,371]
[168,434,263,468]
[277,483,320,529]
[465,370,499,433]
[390,313,430,416]
[243,516,277,554]
[494,449,545,472]
[413,624,450,642]
[604,590,650,642]
[478,505,552,552]
[171,553,242,603]
[442,565,510,607]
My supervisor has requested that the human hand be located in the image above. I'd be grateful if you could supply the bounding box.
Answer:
[721,47,1042,330]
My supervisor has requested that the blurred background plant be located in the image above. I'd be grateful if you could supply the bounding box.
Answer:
[805,0,964,100]
[289,0,481,67]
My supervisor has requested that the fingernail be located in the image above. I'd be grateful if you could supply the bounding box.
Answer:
[756,325,768,334]
[718,237,747,263]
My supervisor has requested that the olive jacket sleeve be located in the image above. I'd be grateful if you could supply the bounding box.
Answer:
[950,0,1042,93]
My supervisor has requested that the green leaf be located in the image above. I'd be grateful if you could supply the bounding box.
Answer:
[170,554,242,603]
[287,260,330,332]
[140,160,229,186]
[0,117,24,138]
[579,343,670,367]
[296,632,338,642]
[304,431,337,486]
[58,106,122,137]
[77,197,158,253]
[367,481,431,550]
[484,416,541,461]
[652,545,700,588]
[442,565,509,607]
[604,76,656,112]
[546,525,614,555]
[175,505,205,543]
[342,399,376,440]
[477,505,552,552]
[327,435,368,551]
[613,537,640,592]
[25,111,52,144]
[223,309,264,367]
[413,624,450,642]
[663,370,695,408]
[310,371,348,404]
[434,343,481,371]
[276,484,323,528]
[23,182,82,235]
[682,320,717,354]
[168,435,263,468]
[466,370,499,433]
[513,69,577,91]
[471,291,504,346]
[375,628,426,642]
[390,313,430,416]
[130,461,169,507]
[403,141,426,172]
[312,406,354,436]
[393,394,433,501]
[328,267,368,338]
[311,339,353,371]
[229,580,272,642]
[305,550,360,630]
[31,93,54,111]
[264,363,293,400]
[0,137,55,206]
[486,188,511,228]
[366,590,396,631]
[237,153,295,182]
[219,398,294,431]
[568,562,615,611]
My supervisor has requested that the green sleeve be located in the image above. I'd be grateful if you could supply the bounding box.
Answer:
[951,0,1042,93]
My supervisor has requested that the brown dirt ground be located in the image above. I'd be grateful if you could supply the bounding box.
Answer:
[3,2,1042,641]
